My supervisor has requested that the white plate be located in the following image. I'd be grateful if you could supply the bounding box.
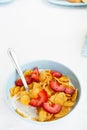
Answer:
[48,0,87,7]
[0,0,14,4]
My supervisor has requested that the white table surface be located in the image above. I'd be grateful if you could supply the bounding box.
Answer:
[0,0,87,130]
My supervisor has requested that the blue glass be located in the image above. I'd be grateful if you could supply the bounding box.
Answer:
[82,36,87,57]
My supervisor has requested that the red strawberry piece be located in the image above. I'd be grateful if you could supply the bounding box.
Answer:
[43,102,62,114]
[65,87,75,95]
[15,79,23,86]
[38,89,48,102]
[29,89,48,107]
[31,67,39,82]
[29,97,41,107]
[50,81,65,92]
[24,75,32,84]
[51,70,62,78]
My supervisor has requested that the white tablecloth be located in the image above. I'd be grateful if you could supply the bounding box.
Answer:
[0,0,87,130]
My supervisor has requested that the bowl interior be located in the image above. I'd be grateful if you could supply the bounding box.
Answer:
[5,60,81,123]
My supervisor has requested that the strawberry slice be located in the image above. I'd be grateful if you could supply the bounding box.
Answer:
[15,79,23,86]
[24,75,32,84]
[50,81,65,92]
[29,89,48,107]
[65,87,75,95]
[51,70,62,78]
[31,67,39,82]
[43,102,62,114]
[29,97,41,107]
[15,75,32,86]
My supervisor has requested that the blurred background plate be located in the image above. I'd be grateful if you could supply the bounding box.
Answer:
[0,0,15,4]
[48,0,87,7]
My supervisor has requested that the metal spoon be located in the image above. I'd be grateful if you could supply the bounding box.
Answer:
[8,48,28,91]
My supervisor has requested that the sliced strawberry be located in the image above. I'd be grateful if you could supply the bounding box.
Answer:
[50,81,65,92]
[15,79,23,86]
[65,87,75,95]
[31,67,39,82]
[43,102,62,114]
[29,89,48,107]
[38,89,48,102]
[24,75,32,84]
[29,97,41,107]
[15,75,32,87]
[51,70,62,78]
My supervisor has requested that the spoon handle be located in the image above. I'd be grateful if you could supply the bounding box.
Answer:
[8,48,28,90]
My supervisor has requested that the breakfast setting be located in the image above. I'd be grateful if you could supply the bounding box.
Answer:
[0,0,87,130]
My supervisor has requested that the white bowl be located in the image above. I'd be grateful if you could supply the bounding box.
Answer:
[4,60,81,124]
